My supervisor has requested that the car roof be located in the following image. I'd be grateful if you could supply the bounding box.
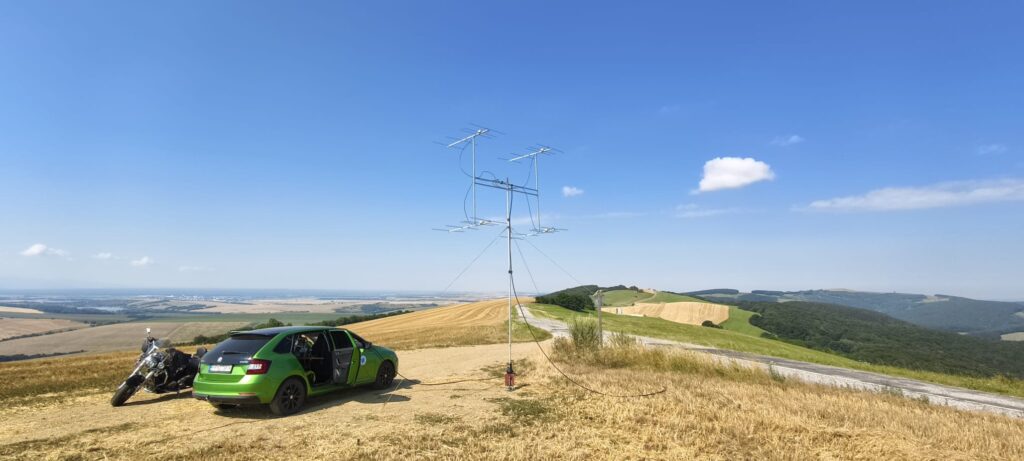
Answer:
[231,326,349,336]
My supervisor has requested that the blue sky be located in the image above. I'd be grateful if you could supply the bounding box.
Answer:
[2,2,1022,299]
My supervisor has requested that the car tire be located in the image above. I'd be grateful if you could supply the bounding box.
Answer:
[373,360,396,390]
[269,377,307,416]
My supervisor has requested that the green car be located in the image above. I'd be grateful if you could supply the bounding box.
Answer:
[193,326,398,416]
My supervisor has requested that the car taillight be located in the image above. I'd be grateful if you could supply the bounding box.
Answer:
[246,359,271,375]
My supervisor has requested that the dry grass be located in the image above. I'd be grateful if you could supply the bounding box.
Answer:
[2,339,1024,460]
[4,300,1024,460]
[0,318,88,340]
[0,300,543,406]
[0,346,210,405]
[347,299,547,350]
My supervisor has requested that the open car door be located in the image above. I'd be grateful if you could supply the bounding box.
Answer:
[329,330,356,385]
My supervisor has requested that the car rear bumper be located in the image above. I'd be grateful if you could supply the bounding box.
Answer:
[193,375,277,404]
[193,393,263,405]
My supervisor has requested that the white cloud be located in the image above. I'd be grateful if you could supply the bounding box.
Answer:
[675,204,737,218]
[21,244,48,257]
[770,135,804,146]
[562,186,584,197]
[977,144,1008,155]
[20,243,69,258]
[93,252,115,260]
[805,179,1024,212]
[696,157,776,193]
[130,256,154,267]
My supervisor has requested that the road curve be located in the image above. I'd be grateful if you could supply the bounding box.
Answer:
[520,305,1024,419]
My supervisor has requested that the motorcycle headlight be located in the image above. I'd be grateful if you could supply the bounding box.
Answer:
[144,356,158,367]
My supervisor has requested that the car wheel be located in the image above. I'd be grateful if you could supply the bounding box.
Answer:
[373,361,395,389]
[210,403,239,410]
[269,378,306,416]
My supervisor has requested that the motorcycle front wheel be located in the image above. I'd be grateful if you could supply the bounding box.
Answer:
[111,376,143,407]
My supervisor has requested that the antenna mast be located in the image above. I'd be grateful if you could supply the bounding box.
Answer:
[436,126,562,391]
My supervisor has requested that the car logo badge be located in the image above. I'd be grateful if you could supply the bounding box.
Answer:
[217,356,223,363]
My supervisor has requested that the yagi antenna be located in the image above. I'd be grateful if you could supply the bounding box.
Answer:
[508,146,563,235]
[434,125,568,392]
[443,127,500,229]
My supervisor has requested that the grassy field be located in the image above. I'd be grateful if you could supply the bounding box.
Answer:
[140,312,351,324]
[600,289,654,306]
[347,299,550,350]
[720,305,766,336]
[644,291,702,303]
[3,335,1024,459]
[530,303,1024,398]
[0,318,88,340]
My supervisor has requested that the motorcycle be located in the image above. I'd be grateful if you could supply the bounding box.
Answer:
[111,328,207,407]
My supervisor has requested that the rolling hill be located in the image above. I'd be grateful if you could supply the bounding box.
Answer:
[692,289,1024,337]
[736,300,1024,379]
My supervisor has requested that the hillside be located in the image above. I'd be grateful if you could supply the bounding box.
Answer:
[345,298,548,349]
[694,289,1024,336]
[738,300,1024,379]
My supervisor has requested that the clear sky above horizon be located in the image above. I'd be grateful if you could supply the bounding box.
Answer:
[2,2,1023,299]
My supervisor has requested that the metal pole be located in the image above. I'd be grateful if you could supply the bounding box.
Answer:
[535,156,540,229]
[506,180,514,390]
[472,136,477,222]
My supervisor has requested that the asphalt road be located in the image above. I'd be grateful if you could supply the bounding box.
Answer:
[520,305,1024,418]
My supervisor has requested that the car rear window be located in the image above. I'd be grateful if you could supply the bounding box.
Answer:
[202,334,273,364]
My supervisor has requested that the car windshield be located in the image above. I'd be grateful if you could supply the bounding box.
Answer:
[201,334,273,364]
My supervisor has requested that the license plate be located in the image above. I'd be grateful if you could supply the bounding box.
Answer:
[208,364,232,373]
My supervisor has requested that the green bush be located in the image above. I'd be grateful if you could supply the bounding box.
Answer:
[568,318,600,351]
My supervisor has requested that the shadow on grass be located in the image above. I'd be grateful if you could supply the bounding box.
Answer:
[209,379,421,420]
[122,391,194,407]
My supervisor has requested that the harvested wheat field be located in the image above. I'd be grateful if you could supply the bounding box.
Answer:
[2,338,1024,460]
[0,318,88,340]
[604,301,729,326]
[0,321,248,356]
[0,306,43,314]
[346,298,536,349]
[196,300,363,314]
